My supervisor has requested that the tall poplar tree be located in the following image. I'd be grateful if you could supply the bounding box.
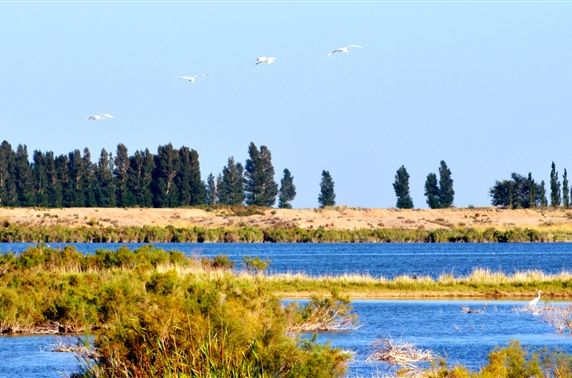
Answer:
[393,165,413,209]
[152,144,179,207]
[95,149,116,207]
[539,180,548,207]
[32,150,49,207]
[15,144,34,206]
[563,169,570,208]
[424,173,440,209]
[205,173,218,205]
[438,160,454,207]
[127,149,154,207]
[550,161,561,207]
[278,168,296,209]
[318,170,335,208]
[114,144,130,207]
[0,141,17,206]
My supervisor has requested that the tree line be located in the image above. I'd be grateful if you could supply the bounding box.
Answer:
[0,140,306,209]
[489,162,571,209]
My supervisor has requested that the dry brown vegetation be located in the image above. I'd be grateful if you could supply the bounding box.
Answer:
[3,207,572,231]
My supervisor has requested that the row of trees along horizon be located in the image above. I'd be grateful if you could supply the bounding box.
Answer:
[0,140,336,209]
[0,139,568,210]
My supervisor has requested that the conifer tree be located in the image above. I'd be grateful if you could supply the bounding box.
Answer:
[563,169,569,208]
[424,173,440,209]
[81,147,97,207]
[244,143,278,207]
[438,160,454,207]
[219,157,245,205]
[393,165,413,209]
[318,170,335,208]
[278,168,296,209]
[44,151,61,207]
[550,161,561,207]
[66,149,85,206]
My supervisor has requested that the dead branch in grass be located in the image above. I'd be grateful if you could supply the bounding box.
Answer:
[366,338,436,370]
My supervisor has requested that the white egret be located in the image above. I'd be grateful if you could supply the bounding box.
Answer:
[328,44,362,56]
[255,56,276,65]
[177,74,209,83]
[528,290,542,308]
[86,114,114,121]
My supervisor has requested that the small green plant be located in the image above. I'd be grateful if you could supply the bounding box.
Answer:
[242,256,270,274]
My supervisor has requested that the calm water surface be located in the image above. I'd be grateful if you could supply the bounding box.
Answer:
[1,300,570,377]
[0,242,570,277]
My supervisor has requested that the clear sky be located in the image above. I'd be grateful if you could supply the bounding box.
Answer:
[1,1,571,208]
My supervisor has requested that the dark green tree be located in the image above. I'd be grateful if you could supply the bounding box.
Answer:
[66,149,85,206]
[539,180,548,207]
[127,149,154,207]
[424,173,440,209]
[318,170,336,208]
[152,144,179,207]
[437,160,454,208]
[56,154,72,207]
[526,173,537,209]
[563,169,569,208]
[32,150,49,207]
[114,144,130,207]
[15,144,34,206]
[219,157,245,205]
[205,173,218,205]
[278,168,296,209]
[81,147,97,207]
[176,147,204,206]
[393,165,413,209]
[244,143,278,207]
[0,141,17,206]
[550,161,561,207]
[44,151,61,207]
[95,149,116,207]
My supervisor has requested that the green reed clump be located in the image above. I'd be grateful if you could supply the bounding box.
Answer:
[2,222,572,243]
[76,274,349,378]
[421,341,572,378]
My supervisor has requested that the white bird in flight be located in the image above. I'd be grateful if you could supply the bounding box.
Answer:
[328,44,362,56]
[177,74,209,83]
[255,56,276,65]
[86,113,114,121]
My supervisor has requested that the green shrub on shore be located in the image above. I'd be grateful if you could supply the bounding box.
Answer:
[1,223,572,243]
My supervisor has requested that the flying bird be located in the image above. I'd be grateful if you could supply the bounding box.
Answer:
[328,44,362,56]
[255,56,276,65]
[86,114,114,121]
[177,74,209,83]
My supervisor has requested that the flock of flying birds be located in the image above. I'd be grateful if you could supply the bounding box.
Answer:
[85,44,362,122]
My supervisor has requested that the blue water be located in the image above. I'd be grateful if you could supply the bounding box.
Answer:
[1,242,570,278]
[1,243,572,377]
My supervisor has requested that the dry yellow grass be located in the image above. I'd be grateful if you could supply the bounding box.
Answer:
[2,206,572,231]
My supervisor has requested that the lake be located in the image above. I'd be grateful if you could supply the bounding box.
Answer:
[1,242,571,377]
[1,242,570,277]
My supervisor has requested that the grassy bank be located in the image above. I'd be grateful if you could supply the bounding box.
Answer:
[1,246,571,337]
[1,223,572,242]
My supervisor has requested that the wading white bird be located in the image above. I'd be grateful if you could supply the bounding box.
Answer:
[86,114,114,121]
[177,74,209,83]
[328,44,362,56]
[528,290,542,308]
[255,56,276,65]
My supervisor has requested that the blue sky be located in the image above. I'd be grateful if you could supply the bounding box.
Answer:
[1,1,571,208]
